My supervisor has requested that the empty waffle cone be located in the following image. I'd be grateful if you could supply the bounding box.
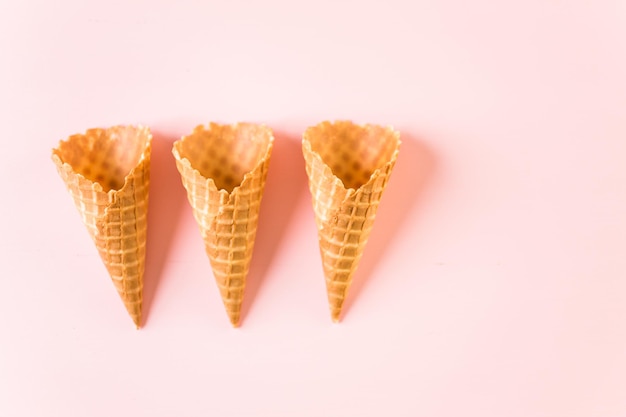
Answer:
[172,123,273,327]
[51,125,152,328]
[302,121,400,322]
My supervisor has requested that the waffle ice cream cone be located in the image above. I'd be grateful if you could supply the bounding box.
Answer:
[302,121,400,322]
[52,125,152,328]
[172,123,273,327]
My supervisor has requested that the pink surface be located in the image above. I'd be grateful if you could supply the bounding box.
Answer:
[1,1,626,416]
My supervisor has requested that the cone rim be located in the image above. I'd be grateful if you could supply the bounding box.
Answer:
[51,124,153,198]
[171,122,274,204]
[302,120,401,195]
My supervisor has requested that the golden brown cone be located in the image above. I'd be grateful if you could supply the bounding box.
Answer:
[51,125,152,328]
[302,121,400,322]
[172,123,273,327]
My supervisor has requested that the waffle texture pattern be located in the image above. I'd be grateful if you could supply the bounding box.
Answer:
[173,123,273,326]
[52,125,152,328]
[302,121,400,322]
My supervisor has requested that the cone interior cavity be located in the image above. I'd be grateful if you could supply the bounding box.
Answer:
[174,124,273,193]
[306,121,399,191]
[53,127,151,192]
[303,121,400,322]
[173,123,273,327]
[52,125,152,328]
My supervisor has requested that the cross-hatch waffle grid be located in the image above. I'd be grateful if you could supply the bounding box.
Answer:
[52,126,152,328]
[302,121,400,321]
[173,123,273,326]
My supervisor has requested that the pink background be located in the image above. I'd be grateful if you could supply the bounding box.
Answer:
[1,1,625,416]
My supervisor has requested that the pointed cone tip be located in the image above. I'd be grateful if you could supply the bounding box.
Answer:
[228,315,241,328]
[131,314,142,329]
